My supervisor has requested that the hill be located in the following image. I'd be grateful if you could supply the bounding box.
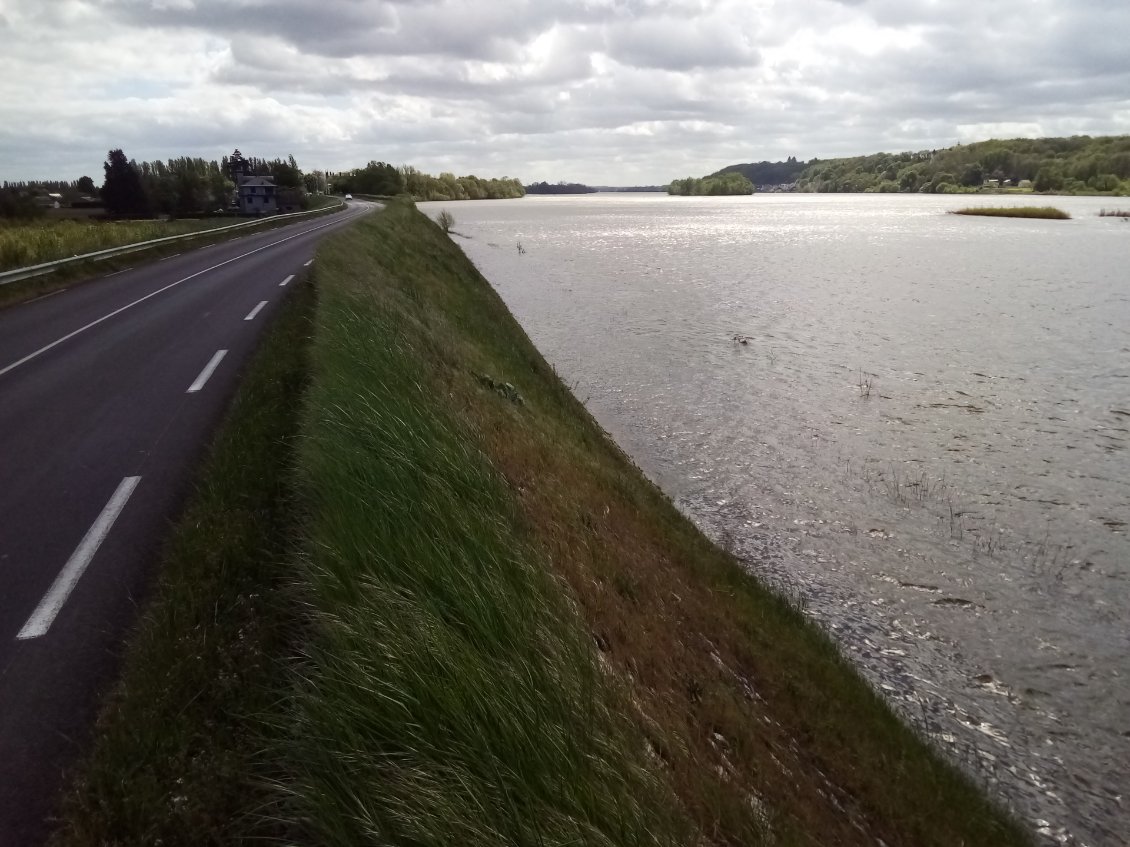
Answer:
[713,135,1130,194]
[714,156,807,189]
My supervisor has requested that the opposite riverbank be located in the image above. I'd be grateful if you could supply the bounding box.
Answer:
[52,200,1032,845]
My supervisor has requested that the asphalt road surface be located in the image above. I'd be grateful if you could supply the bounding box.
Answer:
[0,201,376,844]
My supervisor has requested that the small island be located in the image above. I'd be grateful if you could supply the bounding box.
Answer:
[951,206,1070,219]
[667,172,754,196]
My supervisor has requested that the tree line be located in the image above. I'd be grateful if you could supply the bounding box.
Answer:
[331,162,525,201]
[97,149,317,216]
[524,181,597,194]
[667,172,754,196]
[720,136,1130,195]
[2,150,524,220]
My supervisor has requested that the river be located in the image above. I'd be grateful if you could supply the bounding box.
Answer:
[420,192,1129,845]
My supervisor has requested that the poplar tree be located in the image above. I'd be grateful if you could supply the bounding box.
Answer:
[101,149,148,215]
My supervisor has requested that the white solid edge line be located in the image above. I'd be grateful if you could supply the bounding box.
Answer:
[279,274,295,287]
[187,349,227,393]
[244,300,268,321]
[17,476,142,640]
[0,217,342,379]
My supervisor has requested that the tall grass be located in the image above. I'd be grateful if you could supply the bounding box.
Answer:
[0,218,243,271]
[951,206,1070,219]
[289,234,688,845]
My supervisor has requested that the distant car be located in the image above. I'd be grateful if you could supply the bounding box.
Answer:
[344,193,353,200]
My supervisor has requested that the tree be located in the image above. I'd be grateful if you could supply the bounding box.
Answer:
[101,149,148,215]
[897,167,921,192]
[269,154,303,188]
[0,187,42,219]
[1088,173,1119,192]
[959,163,984,187]
[1033,165,1065,193]
[668,172,753,195]
[76,175,96,194]
[929,172,956,193]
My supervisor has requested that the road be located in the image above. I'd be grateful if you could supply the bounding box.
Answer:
[0,201,375,844]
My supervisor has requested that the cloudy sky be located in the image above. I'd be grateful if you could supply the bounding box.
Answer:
[2,0,1128,185]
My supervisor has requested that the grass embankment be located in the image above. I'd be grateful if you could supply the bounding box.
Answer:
[951,206,1070,219]
[54,201,1032,846]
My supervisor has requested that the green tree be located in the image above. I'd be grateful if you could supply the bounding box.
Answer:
[668,172,753,195]
[959,163,984,187]
[101,149,148,215]
[1088,173,1119,192]
[1033,164,1065,192]
[929,172,956,193]
[270,154,303,189]
[76,175,96,194]
[0,187,43,219]
[897,167,921,192]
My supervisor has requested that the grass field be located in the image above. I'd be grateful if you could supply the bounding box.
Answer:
[951,206,1070,219]
[0,217,244,271]
[0,200,345,311]
[0,196,344,273]
[53,200,1033,846]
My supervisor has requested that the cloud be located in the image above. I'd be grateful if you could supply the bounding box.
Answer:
[604,15,760,70]
[1,0,1128,184]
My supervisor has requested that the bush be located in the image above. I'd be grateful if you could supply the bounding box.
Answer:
[436,209,455,233]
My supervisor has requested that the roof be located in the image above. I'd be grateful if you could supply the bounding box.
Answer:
[238,176,276,187]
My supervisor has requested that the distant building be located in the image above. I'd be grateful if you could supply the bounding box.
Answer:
[238,175,277,214]
[33,192,64,209]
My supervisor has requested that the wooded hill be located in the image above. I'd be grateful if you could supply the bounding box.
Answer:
[716,135,1130,194]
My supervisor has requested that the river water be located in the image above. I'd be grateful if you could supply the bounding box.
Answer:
[421,193,1130,845]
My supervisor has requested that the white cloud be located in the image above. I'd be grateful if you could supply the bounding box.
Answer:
[0,0,1128,184]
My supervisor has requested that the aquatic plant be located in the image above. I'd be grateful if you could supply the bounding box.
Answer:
[950,207,1070,220]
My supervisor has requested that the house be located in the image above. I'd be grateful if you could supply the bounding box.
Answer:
[238,175,277,214]
[33,192,65,209]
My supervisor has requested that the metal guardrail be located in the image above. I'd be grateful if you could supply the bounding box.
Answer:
[0,200,346,286]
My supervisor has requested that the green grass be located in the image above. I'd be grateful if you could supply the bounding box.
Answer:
[0,202,344,311]
[306,194,344,210]
[951,206,1070,219]
[53,200,1034,846]
[288,206,688,846]
[0,217,248,271]
[50,275,316,846]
